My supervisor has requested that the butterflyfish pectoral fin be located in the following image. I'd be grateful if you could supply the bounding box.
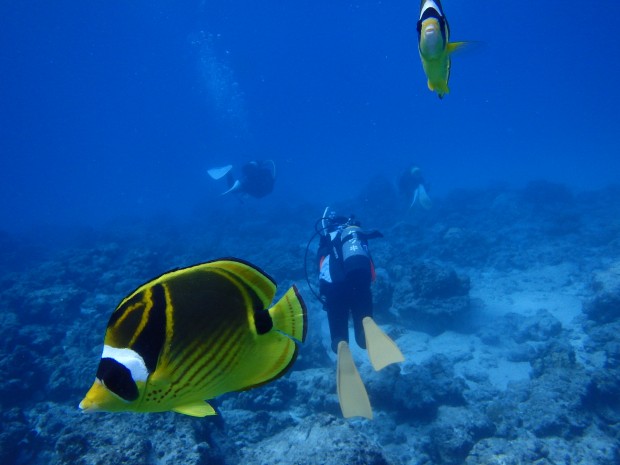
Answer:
[337,341,372,420]
[172,401,217,417]
[362,317,405,371]
[447,41,467,54]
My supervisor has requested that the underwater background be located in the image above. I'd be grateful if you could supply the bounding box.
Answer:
[3,0,620,233]
[1,1,620,464]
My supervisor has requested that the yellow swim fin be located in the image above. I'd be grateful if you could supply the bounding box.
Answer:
[363,317,405,371]
[337,341,372,420]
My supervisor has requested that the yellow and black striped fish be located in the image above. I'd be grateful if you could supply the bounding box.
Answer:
[79,258,307,417]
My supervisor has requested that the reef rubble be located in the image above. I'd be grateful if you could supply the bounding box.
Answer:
[1,183,619,465]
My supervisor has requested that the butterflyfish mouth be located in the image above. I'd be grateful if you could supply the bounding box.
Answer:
[79,398,98,412]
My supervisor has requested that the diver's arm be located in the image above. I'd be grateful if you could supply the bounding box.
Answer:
[317,235,331,266]
[357,230,384,240]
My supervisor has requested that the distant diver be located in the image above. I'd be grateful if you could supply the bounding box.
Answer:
[416,0,468,98]
[399,165,432,209]
[79,258,307,417]
[311,207,404,419]
[208,160,276,198]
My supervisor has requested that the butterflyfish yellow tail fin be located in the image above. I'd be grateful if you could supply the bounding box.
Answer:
[337,341,373,420]
[172,401,217,417]
[363,317,405,371]
[268,285,308,343]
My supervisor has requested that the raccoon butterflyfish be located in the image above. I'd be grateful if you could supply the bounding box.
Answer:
[79,258,307,417]
[416,0,467,98]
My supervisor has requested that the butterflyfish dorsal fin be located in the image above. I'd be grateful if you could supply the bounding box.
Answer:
[211,259,277,308]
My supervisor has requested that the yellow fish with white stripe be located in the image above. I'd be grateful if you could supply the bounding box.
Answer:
[417,0,467,98]
[79,258,307,417]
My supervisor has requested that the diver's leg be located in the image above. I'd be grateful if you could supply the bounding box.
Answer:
[349,272,404,371]
[226,171,235,188]
[324,283,349,353]
[349,275,373,350]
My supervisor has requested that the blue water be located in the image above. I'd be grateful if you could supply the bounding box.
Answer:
[2,1,619,232]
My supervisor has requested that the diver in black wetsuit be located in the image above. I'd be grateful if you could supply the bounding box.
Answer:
[207,160,276,199]
[313,207,403,419]
[236,160,275,198]
[316,208,382,353]
[398,164,432,209]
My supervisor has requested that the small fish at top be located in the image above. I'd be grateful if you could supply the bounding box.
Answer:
[79,258,307,417]
[416,0,467,98]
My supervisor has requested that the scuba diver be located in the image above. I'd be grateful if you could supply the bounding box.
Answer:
[208,160,276,199]
[312,207,404,419]
[398,164,432,209]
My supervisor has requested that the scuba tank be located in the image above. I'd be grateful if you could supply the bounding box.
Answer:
[304,210,384,301]
[340,225,371,275]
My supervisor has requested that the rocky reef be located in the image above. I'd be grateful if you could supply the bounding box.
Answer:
[1,182,619,464]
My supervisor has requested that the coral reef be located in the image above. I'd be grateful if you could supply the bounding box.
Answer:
[1,184,619,464]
